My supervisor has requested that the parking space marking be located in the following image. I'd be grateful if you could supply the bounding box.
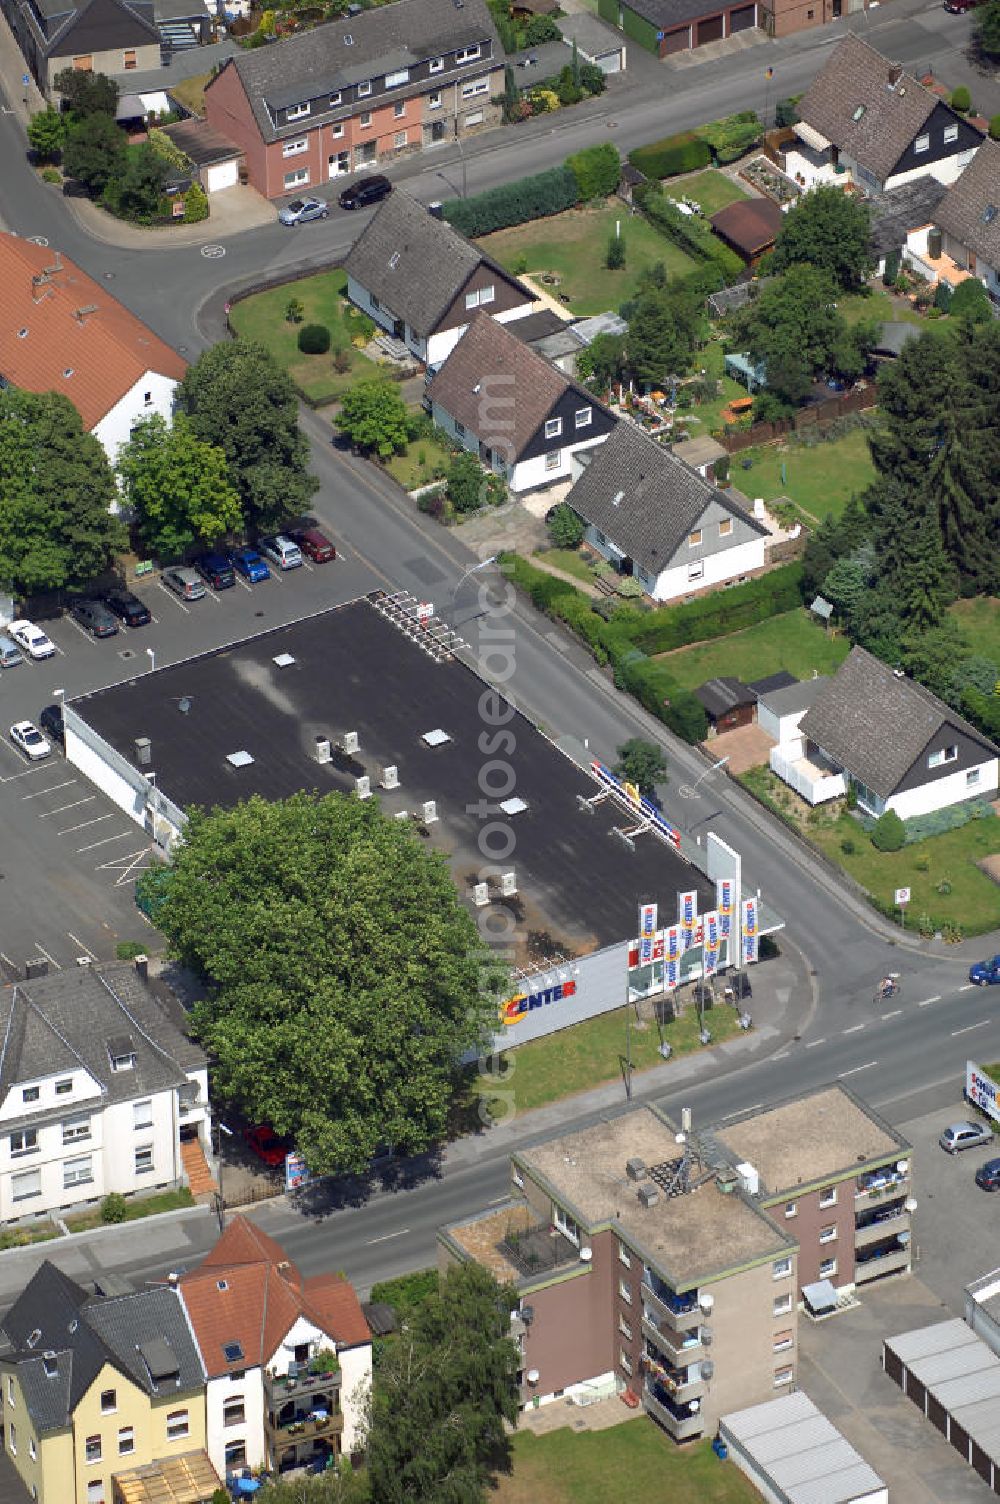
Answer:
[39,796,94,818]
[0,953,16,974]
[67,931,98,961]
[22,778,76,799]
[952,1020,990,1037]
[805,1038,826,1048]
[78,831,137,853]
[65,616,96,645]
[58,813,113,835]
[32,943,61,970]
[839,1061,877,1078]
[0,761,53,783]
[235,577,252,594]
[96,846,153,885]
[157,582,190,614]
[959,983,976,992]
[917,995,941,1007]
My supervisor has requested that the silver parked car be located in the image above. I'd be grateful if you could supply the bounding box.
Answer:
[939,1121,993,1154]
[278,197,329,226]
[163,567,206,602]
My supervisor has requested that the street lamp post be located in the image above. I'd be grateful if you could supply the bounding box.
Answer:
[690,755,729,794]
[146,647,156,674]
[214,1121,234,1233]
[449,554,498,626]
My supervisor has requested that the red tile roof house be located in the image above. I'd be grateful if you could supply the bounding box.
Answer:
[180,1216,372,1480]
[0,234,186,465]
[203,0,504,201]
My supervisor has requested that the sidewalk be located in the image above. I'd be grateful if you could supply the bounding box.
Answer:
[62,180,275,246]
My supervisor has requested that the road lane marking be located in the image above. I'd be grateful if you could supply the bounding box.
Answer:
[365,1228,410,1245]
[839,1061,877,1078]
[67,932,98,961]
[805,1038,826,1048]
[772,1051,790,1060]
[22,779,75,799]
[32,943,61,970]
[843,1023,865,1034]
[722,1103,761,1120]
[40,797,94,818]
[78,831,136,853]
[952,1021,990,1037]
[882,1009,902,1020]
[959,983,976,992]
[58,814,113,835]
[917,995,941,1007]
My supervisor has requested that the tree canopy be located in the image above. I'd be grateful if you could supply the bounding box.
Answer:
[735,266,875,405]
[624,267,706,385]
[769,184,874,290]
[0,389,125,594]
[53,68,118,118]
[978,0,1000,57]
[366,1262,520,1504]
[139,792,508,1175]
[614,738,667,798]
[178,341,317,533]
[62,113,126,196]
[117,413,242,560]
[27,106,65,162]
[335,377,410,459]
[446,451,505,513]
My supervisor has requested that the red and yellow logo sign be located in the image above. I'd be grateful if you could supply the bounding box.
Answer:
[501,979,577,1026]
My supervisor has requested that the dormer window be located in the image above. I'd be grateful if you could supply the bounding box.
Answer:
[286,101,310,120]
[329,90,342,106]
[21,1087,39,1104]
[385,68,409,88]
[429,56,444,72]
[852,104,865,121]
[108,1035,136,1072]
[357,80,372,97]
[456,44,481,63]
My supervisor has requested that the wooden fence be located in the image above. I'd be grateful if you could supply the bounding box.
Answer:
[720,386,877,454]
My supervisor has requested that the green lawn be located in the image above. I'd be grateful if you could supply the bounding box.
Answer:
[950,597,1000,665]
[677,339,748,438]
[477,201,698,317]
[384,432,455,491]
[533,547,597,585]
[678,170,751,216]
[730,425,876,524]
[495,1424,762,1504]
[655,610,851,692]
[839,289,925,327]
[229,269,379,404]
[472,1000,741,1118]
[65,1187,194,1233]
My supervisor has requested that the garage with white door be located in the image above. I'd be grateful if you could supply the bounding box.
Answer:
[162,118,244,194]
[559,13,627,72]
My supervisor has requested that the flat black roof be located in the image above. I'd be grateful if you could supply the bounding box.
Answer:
[71,598,712,965]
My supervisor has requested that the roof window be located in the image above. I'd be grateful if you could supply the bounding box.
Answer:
[982,204,998,225]
[26,1330,41,1350]
[223,1341,244,1363]
[226,750,254,767]
[852,104,865,121]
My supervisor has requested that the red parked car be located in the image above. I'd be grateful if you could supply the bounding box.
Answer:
[243,1124,287,1167]
[291,527,336,563]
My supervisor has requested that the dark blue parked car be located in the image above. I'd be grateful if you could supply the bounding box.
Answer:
[969,955,1000,985]
[229,547,271,583]
[193,551,236,590]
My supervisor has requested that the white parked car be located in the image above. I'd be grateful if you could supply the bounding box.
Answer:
[9,721,51,760]
[9,619,56,660]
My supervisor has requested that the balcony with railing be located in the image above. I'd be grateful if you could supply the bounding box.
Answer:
[643,1344,705,1407]
[641,1309,704,1367]
[855,1166,909,1203]
[267,1404,344,1449]
[265,1361,342,1407]
[642,1379,704,1441]
[855,1199,910,1249]
[854,1235,910,1284]
[642,1272,700,1333]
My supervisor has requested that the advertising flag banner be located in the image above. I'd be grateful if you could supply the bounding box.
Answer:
[679,890,698,951]
[741,897,758,965]
[639,935,653,965]
[640,903,657,939]
[703,911,720,976]
[652,931,665,962]
[285,1152,311,1193]
[664,925,680,990]
[717,878,734,938]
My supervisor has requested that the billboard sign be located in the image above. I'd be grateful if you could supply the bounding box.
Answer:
[717,877,734,938]
[967,1061,1000,1124]
[502,978,577,1026]
[285,1152,311,1193]
[665,924,681,990]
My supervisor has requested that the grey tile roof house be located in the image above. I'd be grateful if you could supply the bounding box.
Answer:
[797,646,1000,818]
[344,192,537,365]
[565,420,769,602]
[1,0,163,94]
[867,175,948,259]
[935,137,1000,283]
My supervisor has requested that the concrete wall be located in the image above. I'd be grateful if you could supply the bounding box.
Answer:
[206,1368,266,1477]
[338,1342,372,1455]
[702,1256,798,1430]
[769,1184,855,1292]
[520,1262,612,1403]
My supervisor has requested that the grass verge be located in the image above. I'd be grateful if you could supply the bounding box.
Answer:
[64,1187,195,1234]
[678,169,751,216]
[729,425,876,524]
[229,269,379,404]
[0,1223,59,1251]
[653,609,850,692]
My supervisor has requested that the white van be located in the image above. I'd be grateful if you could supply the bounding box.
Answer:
[261,535,303,570]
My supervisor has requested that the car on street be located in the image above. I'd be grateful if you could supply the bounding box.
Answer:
[975,1157,1000,1191]
[969,955,1000,985]
[163,566,207,602]
[940,1120,994,1153]
[260,535,303,570]
[290,526,336,563]
[39,704,64,745]
[278,196,330,226]
[193,551,236,590]
[944,0,978,12]
[9,619,56,660]
[338,174,392,210]
[230,547,271,583]
[104,587,152,628]
[71,599,119,638]
[9,720,51,760]
[243,1124,287,1167]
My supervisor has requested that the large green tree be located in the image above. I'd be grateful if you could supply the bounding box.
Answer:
[62,112,125,195]
[335,377,410,459]
[104,142,169,222]
[614,738,667,798]
[27,106,65,162]
[139,792,507,1175]
[0,389,125,593]
[117,414,242,560]
[366,1262,520,1504]
[769,184,875,290]
[978,0,1000,57]
[625,271,706,386]
[53,68,118,118]
[178,341,317,533]
[736,265,860,404]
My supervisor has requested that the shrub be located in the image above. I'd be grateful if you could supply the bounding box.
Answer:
[870,809,906,852]
[41,166,62,184]
[580,62,606,95]
[565,142,620,200]
[147,126,190,170]
[933,280,952,312]
[182,181,208,224]
[882,248,900,287]
[606,233,625,269]
[298,323,331,354]
[447,451,504,512]
[101,1193,127,1223]
[714,454,730,484]
[636,188,743,280]
[555,67,584,106]
[629,132,711,179]
[116,941,147,960]
[442,164,579,237]
[523,12,559,41]
[990,114,1000,141]
[417,490,446,518]
[951,85,971,112]
[840,836,856,855]
[950,277,992,323]
[548,503,585,548]
[774,97,800,128]
[370,1269,439,1323]
[695,110,762,164]
[285,296,304,324]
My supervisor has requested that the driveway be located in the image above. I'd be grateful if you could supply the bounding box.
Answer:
[702,722,775,775]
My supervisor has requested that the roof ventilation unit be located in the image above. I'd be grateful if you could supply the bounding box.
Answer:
[500,871,517,896]
[735,1162,759,1196]
[700,1360,715,1381]
[343,730,360,755]
[314,736,332,764]
[421,800,438,825]
[422,728,451,747]
[638,1184,659,1210]
[135,737,152,766]
[500,797,528,816]
[473,882,489,907]
[626,1157,647,1182]
[380,765,400,790]
[226,750,254,768]
[356,775,372,800]
[273,653,296,669]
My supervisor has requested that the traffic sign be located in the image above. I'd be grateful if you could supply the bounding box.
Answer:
[894,887,910,905]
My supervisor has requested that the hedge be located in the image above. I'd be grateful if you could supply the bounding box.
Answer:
[442,165,579,237]
[628,132,711,180]
[694,111,762,165]
[626,563,805,654]
[565,142,621,201]
[636,188,744,281]
[962,686,1000,740]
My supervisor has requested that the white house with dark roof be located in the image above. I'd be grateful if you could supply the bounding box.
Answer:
[565,420,768,601]
[932,137,1000,302]
[771,646,1000,817]
[343,191,538,368]
[787,36,981,196]
[0,960,210,1222]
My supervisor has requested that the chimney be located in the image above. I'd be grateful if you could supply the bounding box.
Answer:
[134,954,149,983]
[135,737,152,767]
[888,62,903,87]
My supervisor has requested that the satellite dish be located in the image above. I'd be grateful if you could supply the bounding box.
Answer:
[904,1196,917,1214]
[580,1247,593,1263]
[896,1160,909,1174]
[526,1369,539,1384]
[698,1292,714,1313]
[674,1131,687,1146]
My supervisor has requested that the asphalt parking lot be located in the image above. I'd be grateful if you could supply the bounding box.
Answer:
[0,540,380,968]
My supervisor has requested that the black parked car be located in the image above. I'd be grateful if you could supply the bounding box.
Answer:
[338,174,392,210]
[104,587,152,628]
[39,704,64,745]
[193,551,236,590]
[975,1158,1000,1192]
[71,599,119,638]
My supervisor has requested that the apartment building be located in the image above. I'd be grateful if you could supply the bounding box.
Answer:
[440,1086,913,1442]
[0,1261,214,1504]
[203,0,503,199]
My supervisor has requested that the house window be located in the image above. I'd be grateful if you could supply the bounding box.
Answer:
[574,406,592,429]
[456,44,481,63]
[10,1130,38,1157]
[454,421,465,438]
[63,1115,90,1144]
[620,1349,633,1375]
[773,1330,794,1353]
[28,1438,35,1460]
[118,1426,135,1456]
[282,138,309,157]
[774,1366,794,1387]
[284,169,309,189]
[545,417,563,438]
[773,1258,792,1280]
[479,283,495,304]
[914,133,930,154]
[819,1224,837,1244]
[63,1155,93,1189]
[332,122,344,138]
[85,1435,102,1463]
[101,1390,116,1414]
[719,517,733,537]
[688,529,702,547]
[385,68,409,88]
[225,1441,247,1468]
[944,123,958,144]
[72,54,93,70]
[619,1277,632,1304]
[394,131,407,149]
[110,1051,135,1073]
[618,1241,631,1267]
[7,1376,13,1406]
[329,91,342,106]
[618,1312,632,1339]
[133,1100,153,1130]
[7,1423,14,1454]
[784,1201,797,1219]
[461,78,489,98]
[819,1257,837,1279]
[819,1187,837,1208]
[12,1170,41,1202]
[429,91,442,109]
[223,1397,246,1426]
[773,1293,793,1316]
[394,101,406,118]
[143,391,152,405]
[360,112,372,128]
[55,1078,72,1095]
[22,1087,39,1104]
[286,102,311,120]
[87,1485,104,1504]
[166,1410,189,1441]
[465,110,484,127]
[928,745,958,768]
[357,80,372,97]
[429,56,444,72]
[687,560,705,583]
[135,1146,154,1175]
[545,451,562,471]
[123,49,136,68]
[553,1205,579,1244]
